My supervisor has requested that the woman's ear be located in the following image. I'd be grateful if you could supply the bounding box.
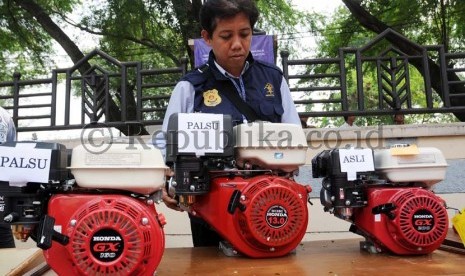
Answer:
[201,30,212,46]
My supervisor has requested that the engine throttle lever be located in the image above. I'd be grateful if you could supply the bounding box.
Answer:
[227,190,246,214]
[36,215,70,250]
[372,203,396,220]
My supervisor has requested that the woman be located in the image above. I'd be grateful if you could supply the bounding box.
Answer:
[161,0,300,247]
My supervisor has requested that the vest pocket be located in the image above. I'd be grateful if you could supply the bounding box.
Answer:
[259,101,284,120]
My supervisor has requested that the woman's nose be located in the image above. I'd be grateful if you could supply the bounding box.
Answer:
[231,35,242,50]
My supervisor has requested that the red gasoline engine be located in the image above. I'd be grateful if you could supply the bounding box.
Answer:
[312,146,449,255]
[0,142,167,275]
[166,113,311,258]
[193,175,310,258]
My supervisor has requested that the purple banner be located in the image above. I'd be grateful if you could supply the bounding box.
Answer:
[194,35,275,67]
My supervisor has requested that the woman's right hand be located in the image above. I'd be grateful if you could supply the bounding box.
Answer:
[161,186,183,212]
[162,168,184,212]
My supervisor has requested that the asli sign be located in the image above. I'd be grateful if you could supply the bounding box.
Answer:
[338,148,374,181]
[194,35,275,67]
[0,143,52,186]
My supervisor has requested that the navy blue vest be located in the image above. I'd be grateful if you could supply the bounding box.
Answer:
[182,52,284,125]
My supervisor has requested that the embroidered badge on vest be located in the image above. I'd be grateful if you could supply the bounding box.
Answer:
[203,89,222,106]
[264,83,274,97]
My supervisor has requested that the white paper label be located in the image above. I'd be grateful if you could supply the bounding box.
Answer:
[177,113,225,155]
[0,144,52,185]
[85,152,141,166]
[338,148,374,181]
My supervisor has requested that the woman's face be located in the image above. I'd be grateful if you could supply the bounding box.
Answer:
[202,12,252,77]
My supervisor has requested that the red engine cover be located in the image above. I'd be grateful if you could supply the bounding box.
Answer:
[192,175,311,258]
[44,194,165,275]
[353,187,448,255]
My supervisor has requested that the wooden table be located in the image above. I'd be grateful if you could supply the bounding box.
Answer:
[156,238,463,276]
[6,235,464,276]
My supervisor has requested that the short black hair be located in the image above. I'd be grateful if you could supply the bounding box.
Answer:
[200,0,259,37]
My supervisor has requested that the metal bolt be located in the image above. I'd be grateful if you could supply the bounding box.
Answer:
[70,219,77,227]
[270,247,275,252]
[330,196,335,201]
[141,217,149,225]
[240,195,246,201]
[171,181,177,187]
[189,185,195,192]
[147,199,154,205]
[298,194,302,199]
[345,200,351,206]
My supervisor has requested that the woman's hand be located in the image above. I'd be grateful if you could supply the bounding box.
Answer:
[162,168,184,211]
[161,186,183,212]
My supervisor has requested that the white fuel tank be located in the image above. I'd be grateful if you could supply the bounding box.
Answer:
[233,122,308,172]
[69,143,167,194]
[374,145,448,187]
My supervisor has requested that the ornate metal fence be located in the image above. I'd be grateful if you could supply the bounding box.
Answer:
[282,29,465,118]
[0,49,188,133]
[1,29,465,133]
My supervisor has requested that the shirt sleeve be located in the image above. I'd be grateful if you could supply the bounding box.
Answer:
[161,81,195,132]
[7,117,16,142]
[152,81,195,156]
[0,108,16,143]
[279,76,300,125]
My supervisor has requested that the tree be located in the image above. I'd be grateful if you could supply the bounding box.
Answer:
[0,0,72,81]
[316,0,465,123]
[1,0,317,134]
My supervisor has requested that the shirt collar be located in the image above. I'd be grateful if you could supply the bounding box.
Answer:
[207,50,254,79]
[213,60,250,79]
